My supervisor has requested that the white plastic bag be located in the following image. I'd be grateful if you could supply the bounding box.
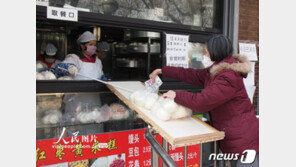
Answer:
[130,90,192,121]
[130,89,151,107]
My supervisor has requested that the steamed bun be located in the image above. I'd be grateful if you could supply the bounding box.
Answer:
[36,73,45,80]
[36,71,56,80]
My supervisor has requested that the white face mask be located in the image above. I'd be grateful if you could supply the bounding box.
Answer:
[45,57,55,63]
[202,55,214,68]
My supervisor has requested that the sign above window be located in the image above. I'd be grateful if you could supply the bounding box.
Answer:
[47,6,78,22]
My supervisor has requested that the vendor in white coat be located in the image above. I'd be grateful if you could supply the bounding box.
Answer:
[55,31,106,80]
[55,32,107,135]
[37,43,61,70]
[96,41,110,60]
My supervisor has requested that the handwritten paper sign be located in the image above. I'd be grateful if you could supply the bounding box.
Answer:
[243,62,255,86]
[47,6,78,22]
[166,34,189,68]
[239,43,257,103]
[243,62,256,103]
[245,85,256,103]
[239,43,258,61]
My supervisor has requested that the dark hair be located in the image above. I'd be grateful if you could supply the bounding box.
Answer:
[78,42,88,51]
[206,34,233,62]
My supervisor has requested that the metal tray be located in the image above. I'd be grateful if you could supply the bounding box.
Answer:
[128,45,148,53]
[127,44,160,54]
[116,58,145,68]
[131,31,161,39]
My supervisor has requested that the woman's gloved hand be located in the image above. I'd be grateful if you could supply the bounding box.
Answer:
[149,69,162,84]
[68,65,78,76]
[100,75,107,81]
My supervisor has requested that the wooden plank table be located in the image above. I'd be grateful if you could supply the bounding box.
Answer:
[106,81,225,166]
[106,81,225,147]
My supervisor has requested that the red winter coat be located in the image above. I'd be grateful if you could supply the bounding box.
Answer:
[162,54,259,155]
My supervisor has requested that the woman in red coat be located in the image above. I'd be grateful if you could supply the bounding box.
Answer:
[150,34,259,167]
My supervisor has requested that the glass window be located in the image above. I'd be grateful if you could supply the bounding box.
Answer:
[188,42,208,69]
[36,31,66,61]
[36,92,147,140]
[47,0,218,29]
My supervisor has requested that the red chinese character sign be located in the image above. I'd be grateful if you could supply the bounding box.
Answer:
[36,129,200,167]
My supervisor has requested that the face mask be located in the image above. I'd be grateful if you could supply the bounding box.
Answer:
[45,57,55,63]
[84,45,97,56]
[202,55,214,68]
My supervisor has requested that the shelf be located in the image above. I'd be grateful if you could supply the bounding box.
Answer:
[114,43,161,54]
[36,117,142,129]
[114,52,160,56]
[115,66,146,69]
[36,118,148,140]
[36,80,202,93]
[130,31,161,39]
[36,80,110,93]
[159,81,203,92]
[37,121,104,129]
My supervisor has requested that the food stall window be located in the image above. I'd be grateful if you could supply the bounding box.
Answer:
[47,0,219,29]
[36,92,146,140]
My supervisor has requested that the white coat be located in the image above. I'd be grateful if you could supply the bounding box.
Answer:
[36,59,61,69]
[62,54,104,80]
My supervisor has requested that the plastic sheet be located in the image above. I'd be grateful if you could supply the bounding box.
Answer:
[130,91,192,121]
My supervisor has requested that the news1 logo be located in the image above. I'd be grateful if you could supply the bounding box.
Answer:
[241,150,256,163]
[209,149,256,164]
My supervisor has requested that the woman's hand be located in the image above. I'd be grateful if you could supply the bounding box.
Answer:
[163,90,176,99]
[149,69,162,83]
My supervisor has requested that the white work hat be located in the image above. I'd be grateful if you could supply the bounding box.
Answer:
[45,43,57,56]
[77,31,97,44]
[97,41,110,52]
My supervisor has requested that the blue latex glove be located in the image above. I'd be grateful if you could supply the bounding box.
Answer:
[54,63,75,76]
[100,75,107,81]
